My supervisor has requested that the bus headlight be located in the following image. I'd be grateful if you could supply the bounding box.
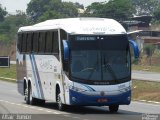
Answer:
[71,86,86,92]
[127,96,131,101]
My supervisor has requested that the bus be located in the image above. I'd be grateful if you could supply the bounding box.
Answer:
[16,18,139,112]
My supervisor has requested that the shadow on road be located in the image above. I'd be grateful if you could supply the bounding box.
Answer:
[30,102,142,116]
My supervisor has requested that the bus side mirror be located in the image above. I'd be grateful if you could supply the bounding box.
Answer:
[129,40,139,59]
[62,40,69,61]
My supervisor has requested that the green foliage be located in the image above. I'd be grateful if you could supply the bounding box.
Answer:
[27,0,78,23]
[84,0,134,21]
[153,5,160,22]
[131,0,158,16]
[144,44,155,57]
[0,4,7,21]
[144,44,156,66]
[0,11,28,43]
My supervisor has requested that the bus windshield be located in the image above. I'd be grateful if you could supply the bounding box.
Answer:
[69,35,131,85]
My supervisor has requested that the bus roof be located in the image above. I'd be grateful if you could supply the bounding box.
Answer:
[18,18,126,35]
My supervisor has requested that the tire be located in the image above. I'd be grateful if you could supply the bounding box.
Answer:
[56,91,65,111]
[24,84,36,105]
[109,105,119,113]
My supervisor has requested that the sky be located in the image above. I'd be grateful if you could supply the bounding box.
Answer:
[0,0,31,14]
[0,0,106,14]
[62,0,107,6]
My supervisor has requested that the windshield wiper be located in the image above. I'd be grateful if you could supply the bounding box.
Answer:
[103,58,118,83]
[87,54,99,80]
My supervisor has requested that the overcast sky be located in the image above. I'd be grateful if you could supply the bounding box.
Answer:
[0,0,106,14]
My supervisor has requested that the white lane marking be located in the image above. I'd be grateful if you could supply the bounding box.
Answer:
[72,116,81,119]
[0,99,69,114]
[46,110,52,113]
[63,115,70,117]
[0,99,85,119]
[53,112,60,114]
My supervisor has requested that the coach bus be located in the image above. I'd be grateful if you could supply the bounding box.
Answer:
[16,18,139,112]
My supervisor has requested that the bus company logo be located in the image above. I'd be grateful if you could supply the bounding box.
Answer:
[142,114,159,120]
[83,27,115,33]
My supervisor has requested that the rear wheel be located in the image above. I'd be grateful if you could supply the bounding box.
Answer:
[109,105,119,113]
[25,84,35,104]
[25,83,45,105]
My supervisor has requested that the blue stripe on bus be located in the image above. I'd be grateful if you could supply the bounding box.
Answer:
[80,84,96,91]
[29,54,41,98]
[32,55,45,99]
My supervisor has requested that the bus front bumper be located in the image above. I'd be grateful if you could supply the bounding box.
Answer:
[69,89,131,106]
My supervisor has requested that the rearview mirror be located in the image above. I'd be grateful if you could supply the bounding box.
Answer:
[129,40,139,59]
[62,40,69,61]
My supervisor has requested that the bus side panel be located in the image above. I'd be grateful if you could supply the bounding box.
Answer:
[64,75,73,105]
[26,54,61,101]
[16,52,27,95]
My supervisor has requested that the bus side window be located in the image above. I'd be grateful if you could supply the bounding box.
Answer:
[18,34,22,53]
[53,31,59,53]
[32,32,39,53]
[27,33,33,53]
[39,32,46,53]
[21,33,27,53]
[45,31,53,53]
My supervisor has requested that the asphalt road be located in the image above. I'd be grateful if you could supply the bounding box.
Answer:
[132,70,160,82]
[0,80,160,120]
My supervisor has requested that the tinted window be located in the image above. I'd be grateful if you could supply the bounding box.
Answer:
[27,33,33,52]
[33,32,39,53]
[21,33,27,52]
[53,31,59,53]
[39,32,46,53]
[45,32,53,53]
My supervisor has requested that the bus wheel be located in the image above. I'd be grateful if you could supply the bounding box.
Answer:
[109,105,119,113]
[25,84,35,105]
[56,92,65,111]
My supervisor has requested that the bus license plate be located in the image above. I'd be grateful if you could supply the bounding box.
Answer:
[97,98,108,103]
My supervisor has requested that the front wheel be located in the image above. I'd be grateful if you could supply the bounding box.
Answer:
[56,92,66,111]
[109,105,119,113]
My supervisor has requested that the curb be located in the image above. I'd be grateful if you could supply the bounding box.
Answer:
[0,77,16,81]
[132,78,160,82]
[133,99,160,105]
[0,77,16,83]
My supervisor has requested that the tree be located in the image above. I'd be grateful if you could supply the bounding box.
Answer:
[0,11,28,42]
[84,0,134,21]
[153,5,160,22]
[27,0,78,23]
[131,0,158,16]
[0,4,7,21]
[144,44,155,65]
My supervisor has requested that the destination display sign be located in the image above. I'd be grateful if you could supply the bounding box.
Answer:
[76,36,96,41]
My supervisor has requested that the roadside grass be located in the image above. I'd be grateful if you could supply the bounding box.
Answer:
[0,64,16,82]
[132,80,160,102]
[132,65,160,73]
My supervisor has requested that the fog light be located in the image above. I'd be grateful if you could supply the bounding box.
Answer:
[72,97,76,102]
[128,96,131,101]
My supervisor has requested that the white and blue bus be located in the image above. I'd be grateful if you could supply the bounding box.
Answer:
[16,18,139,112]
